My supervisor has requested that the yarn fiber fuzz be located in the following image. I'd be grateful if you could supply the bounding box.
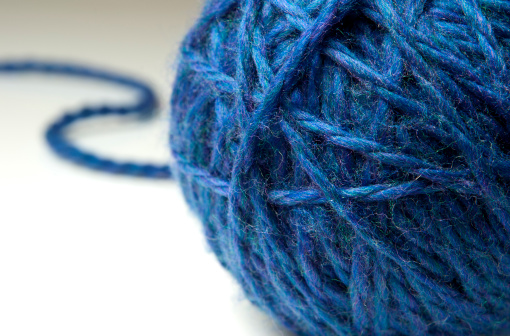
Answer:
[170,0,510,335]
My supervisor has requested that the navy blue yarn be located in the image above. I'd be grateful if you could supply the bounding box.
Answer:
[170,0,510,335]
[0,60,171,178]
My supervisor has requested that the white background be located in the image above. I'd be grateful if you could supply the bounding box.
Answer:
[0,1,293,335]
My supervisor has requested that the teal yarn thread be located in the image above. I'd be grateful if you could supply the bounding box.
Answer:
[170,0,510,335]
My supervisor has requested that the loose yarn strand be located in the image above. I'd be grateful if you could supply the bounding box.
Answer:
[0,60,172,179]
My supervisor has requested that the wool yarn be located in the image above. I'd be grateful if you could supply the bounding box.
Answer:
[170,0,510,335]
[0,61,171,178]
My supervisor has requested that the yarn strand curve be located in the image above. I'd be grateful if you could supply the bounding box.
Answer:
[0,60,172,179]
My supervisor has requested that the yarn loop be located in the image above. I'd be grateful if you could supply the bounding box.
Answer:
[0,60,171,178]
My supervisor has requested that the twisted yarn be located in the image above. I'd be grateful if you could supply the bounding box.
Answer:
[0,61,171,178]
[170,0,510,335]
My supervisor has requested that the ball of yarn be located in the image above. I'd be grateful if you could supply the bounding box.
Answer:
[170,0,510,334]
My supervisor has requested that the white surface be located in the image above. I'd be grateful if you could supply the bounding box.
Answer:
[0,1,292,335]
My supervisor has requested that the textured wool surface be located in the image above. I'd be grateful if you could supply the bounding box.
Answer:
[170,0,510,335]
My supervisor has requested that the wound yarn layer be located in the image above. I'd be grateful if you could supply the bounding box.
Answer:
[170,0,510,335]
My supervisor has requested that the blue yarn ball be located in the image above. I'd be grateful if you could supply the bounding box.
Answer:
[170,0,510,335]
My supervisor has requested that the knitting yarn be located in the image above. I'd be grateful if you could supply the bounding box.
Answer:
[170,0,510,335]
